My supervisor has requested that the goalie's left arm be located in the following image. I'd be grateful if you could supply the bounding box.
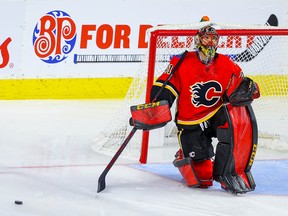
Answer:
[226,77,260,107]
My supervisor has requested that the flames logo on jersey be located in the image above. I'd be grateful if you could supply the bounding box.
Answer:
[190,81,222,107]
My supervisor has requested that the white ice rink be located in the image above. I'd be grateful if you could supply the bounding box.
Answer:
[0,99,287,216]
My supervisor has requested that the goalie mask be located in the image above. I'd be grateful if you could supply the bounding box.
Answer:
[195,25,219,65]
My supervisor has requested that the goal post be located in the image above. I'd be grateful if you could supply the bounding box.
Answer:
[92,21,288,164]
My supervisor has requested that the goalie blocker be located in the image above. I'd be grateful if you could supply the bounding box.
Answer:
[130,100,172,130]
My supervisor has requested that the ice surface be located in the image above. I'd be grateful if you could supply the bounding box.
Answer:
[0,100,287,216]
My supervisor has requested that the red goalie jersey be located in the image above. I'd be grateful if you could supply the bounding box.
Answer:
[152,51,243,127]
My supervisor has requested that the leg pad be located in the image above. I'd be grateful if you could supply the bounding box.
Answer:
[173,157,200,187]
[173,156,213,188]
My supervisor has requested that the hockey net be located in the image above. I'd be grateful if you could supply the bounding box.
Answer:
[92,20,288,163]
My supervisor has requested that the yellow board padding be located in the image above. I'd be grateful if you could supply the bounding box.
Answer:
[0,77,133,99]
[248,75,288,96]
[0,75,286,100]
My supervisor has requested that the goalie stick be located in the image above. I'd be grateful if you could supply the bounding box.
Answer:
[97,50,189,193]
[230,14,278,62]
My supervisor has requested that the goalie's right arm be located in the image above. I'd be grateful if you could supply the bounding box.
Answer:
[150,84,176,107]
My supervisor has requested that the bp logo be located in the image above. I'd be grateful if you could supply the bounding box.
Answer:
[32,10,77,63]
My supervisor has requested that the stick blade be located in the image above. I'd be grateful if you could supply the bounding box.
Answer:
[97,175,106,193]
[266,14,278,27]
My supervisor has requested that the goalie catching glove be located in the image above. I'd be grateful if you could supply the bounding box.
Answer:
[228,77,260,107]
[130,100,172,130]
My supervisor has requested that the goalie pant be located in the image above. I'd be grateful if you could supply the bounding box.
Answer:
[173,104,257,194]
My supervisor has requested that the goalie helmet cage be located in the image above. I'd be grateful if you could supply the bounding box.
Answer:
[92,22,288,164]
